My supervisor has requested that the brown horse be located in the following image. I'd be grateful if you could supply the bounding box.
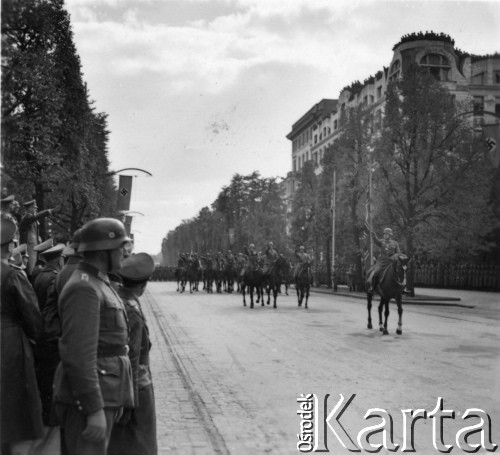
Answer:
[295,262,312,309]
[366,253,409,335]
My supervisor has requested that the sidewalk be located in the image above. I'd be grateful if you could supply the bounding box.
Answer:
[310,284,499,308]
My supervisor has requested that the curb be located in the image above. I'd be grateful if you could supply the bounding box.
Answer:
[307,287,476,308]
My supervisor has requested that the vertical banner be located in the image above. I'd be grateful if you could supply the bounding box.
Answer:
[483,123,500,168]
[117,175,133,211]
[228,227,235,246]
[124,215,133,236]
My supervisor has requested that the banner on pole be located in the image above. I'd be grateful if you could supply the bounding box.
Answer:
[117,175,133,211]
[483,123,500,168]
[124,215,133,236]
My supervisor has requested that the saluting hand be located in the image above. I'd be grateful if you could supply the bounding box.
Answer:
[82,409,107,442]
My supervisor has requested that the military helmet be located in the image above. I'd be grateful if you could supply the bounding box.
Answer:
[78,218,131,252]
[383,228,393,236]
[299,246,305,251]
[1,218,17,246]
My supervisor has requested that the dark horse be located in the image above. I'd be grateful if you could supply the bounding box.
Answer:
[295,262,312,309]
[366,253,409,335]
[242,266,264,309]
[187,258,201,294]
[223,262,237,293]
[264,257,288,308]
[176,265,187,293]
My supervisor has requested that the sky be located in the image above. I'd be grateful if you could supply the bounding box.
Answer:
[63,0,500,255]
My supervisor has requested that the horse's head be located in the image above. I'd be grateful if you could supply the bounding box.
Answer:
[394,253,409,285]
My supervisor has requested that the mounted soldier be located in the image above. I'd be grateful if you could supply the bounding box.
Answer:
[242,244,260,276]
[366,227,401,293]
[262,241,278,278]
[294,246,311,281]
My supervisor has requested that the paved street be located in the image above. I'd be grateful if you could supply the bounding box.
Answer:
[143,282,499,454]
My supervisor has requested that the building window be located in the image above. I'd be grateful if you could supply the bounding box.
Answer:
[473,96,484,115]
[334,119,338,130]
[472,72,485,85]
[363,96,368,105]
[495,103,500,118]
[369,95,374,104]
[420,53,451,81]
[293,159,297,172]
[377,86,382,99]
[494,71,500,84]
[313,152,318,165]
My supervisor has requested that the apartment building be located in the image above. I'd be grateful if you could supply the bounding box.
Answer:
[284,32,500,217]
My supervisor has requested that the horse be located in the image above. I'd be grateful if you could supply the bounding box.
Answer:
[186,258,201,293]
[295,262,312,309]
[223,262,237,293]
[366,253,409,335]
[280,259,293,295]
[264,256,288,308]
[242,266,264,309]
[175,265,187,293]
[200,258,215,293]
[214,261,224,293]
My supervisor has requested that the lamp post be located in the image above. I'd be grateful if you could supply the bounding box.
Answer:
[331,167,337,291]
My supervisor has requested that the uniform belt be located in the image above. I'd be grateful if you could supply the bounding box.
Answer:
[97,345,129,357]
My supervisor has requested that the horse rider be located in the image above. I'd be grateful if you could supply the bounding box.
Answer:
[242,244,260,277]
[294,246,311,281]
[177,253,187,268]
[366,227,401,293]
[263,241,278,277]
[225,250,235,265]
[215,251,225,270]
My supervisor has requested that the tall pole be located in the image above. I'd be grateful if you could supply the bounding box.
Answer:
[368,164,373,267]
[331,168,337,291]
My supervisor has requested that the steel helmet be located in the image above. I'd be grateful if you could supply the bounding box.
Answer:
[383,228,393,236]
[78,218,131,252]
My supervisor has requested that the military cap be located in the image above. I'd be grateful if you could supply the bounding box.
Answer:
[1,218,17,246]
[12,243,28,257]
[9,252,25,269]
[34,238,54,253]
[23,199,37,208]
[40,243,65,260]
[1,194,15,204]
[118,252,155,283]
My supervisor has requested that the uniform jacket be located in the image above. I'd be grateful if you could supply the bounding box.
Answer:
[19,209,52,245]
[295,251,311,263]
[117,288,153,407]
[1,263,44,443]
[372,235,401,258]
[53,262,134,415]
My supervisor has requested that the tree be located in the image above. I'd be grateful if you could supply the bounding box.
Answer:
[1,0,117,240]
[375,65,497,293]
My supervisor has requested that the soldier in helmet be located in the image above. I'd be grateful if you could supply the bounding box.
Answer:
[366,227,401,293]
[262,241,278,278]
[294,246,312,281]
[1,218,44,454]
[53,218,134,455]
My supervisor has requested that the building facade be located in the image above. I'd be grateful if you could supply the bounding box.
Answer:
[285,33,500,215]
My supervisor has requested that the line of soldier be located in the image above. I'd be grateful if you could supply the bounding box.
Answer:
[1,215,158,455]
[176,241,313,281]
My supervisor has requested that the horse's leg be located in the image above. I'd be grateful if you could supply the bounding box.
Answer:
[242,283,247,306]
[296,284,301,306]
[396,296,403,335]
[367,292,373,329]
[382,299,390,335]
[378,299,384,332]
[273,286,278,309]
[305,286,309,309]
[250,285,254,309]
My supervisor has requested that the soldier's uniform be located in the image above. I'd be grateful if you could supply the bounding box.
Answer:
[294,247,311,280]
[263,243,278,276]
[33,244,65,426]
[108,253,157,455]
[53,218,134,455]
[1,218,44,454]
[367,228,401,291]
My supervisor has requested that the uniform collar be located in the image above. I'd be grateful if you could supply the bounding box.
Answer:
[77,261,111,284]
